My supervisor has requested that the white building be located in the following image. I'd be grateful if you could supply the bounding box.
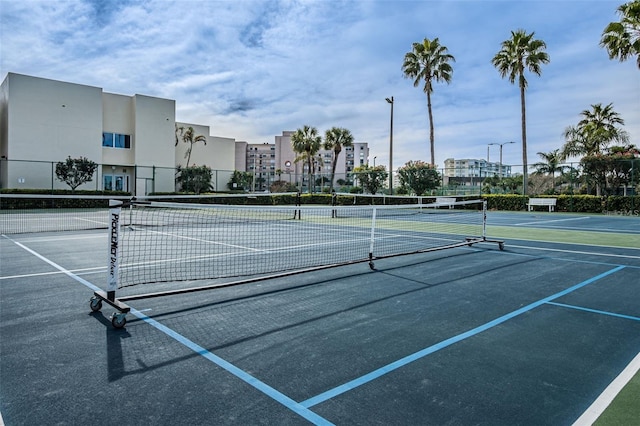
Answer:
[0,73,235,194]
[444,158,512,178]
[1,72,368,195]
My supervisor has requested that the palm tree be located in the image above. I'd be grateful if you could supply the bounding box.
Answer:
[562,103,629,195]
[176,126,207,167]
[291,125,322,193]
[492,29,550,196]
[324,127,354,191]
[561,103,629,159]
[532,149,567,190]
[600,0,640,69]
[402,37,455,167]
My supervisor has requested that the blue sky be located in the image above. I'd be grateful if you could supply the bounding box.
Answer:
[1,0,638,171]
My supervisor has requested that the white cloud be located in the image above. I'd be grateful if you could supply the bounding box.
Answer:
[1,0,637,172]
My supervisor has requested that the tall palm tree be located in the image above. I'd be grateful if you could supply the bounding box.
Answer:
[561,103,629,159]
[324,127,354,191]
[600,0,640,69]
[176,126,207,167]
[532,149,567,190]
[492,29,550,195]
[291,125,322,193]
[402,37,455,167]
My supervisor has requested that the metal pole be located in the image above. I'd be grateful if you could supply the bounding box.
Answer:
[386,96,394,195]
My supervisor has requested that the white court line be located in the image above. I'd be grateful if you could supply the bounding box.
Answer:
[129,227,263,252]
[506,243,640,260]
[2,234,333,425]
[0,266,105,280]
[514,216,590,226]
[16,234,105,243]
[572,352,640,426]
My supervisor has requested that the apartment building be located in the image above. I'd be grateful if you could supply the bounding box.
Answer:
[444,158,512,178]
[0,73,235,194]
[236,131,369,191]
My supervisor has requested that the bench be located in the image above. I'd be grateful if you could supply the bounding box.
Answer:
[435,197,456,209]
[528,198,557,212]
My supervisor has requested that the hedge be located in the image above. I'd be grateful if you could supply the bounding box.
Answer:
[5,189,636,214]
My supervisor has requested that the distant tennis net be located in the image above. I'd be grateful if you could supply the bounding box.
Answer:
[0,193,127,234]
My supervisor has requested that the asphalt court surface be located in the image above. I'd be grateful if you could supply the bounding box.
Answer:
[1,211,639,425]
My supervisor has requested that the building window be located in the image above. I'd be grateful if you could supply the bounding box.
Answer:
[103,132,131,149]
[103,174,128,191]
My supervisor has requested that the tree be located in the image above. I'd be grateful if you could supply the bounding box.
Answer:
[354,165,388,195]
[55,156,98,191]
[397,160,441,195]
[562,103,629,159]
[600,0,640,68]
[291,125,322,193]
[492,29,550,195]
[581,145,639,195]
[176,165,213,194]
[531,149,567,191]
[324,127,354,191]
[175,126,207,167]
[227,170,253,191]
[561,103,629,195]
[402,37,455,166]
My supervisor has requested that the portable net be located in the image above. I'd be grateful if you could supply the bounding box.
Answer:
[113,198,489,293]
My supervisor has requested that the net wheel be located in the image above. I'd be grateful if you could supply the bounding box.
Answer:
[89,297,102,312]
[499,242,504,251]
[369,261,375,270]
[111,313,127,329]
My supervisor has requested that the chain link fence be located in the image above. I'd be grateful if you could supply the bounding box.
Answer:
[1,158,638,198]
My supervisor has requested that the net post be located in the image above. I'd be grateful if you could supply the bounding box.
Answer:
[368,206,377,269]
[482,200,487,241]
[331,190,337,218]
[107,200,122,301]
[294,191,301,220]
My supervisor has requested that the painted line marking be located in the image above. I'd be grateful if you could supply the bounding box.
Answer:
[300,265,626,408]
[0,266,105,280]
[4,235,333,426]
[502,243,640,260]
[546,302,640,322]
[514,216,590,226]
[130,308,333,425]
[573,352,640,426]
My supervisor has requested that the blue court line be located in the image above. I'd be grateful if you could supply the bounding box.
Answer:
[6,236,333,426]
[300,265,626,408]
[130,308,334,426]
[546,301,640,322]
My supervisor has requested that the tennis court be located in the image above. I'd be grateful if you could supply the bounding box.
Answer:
[1,197,638,425]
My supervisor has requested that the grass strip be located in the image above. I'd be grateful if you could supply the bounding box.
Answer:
[594,370,640,425]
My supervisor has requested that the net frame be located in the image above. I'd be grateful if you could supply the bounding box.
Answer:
[92,199,504,320]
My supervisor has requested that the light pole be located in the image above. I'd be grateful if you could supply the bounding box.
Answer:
[373,156,377,167]
[385,96,394,195]
[488,141,515,178]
